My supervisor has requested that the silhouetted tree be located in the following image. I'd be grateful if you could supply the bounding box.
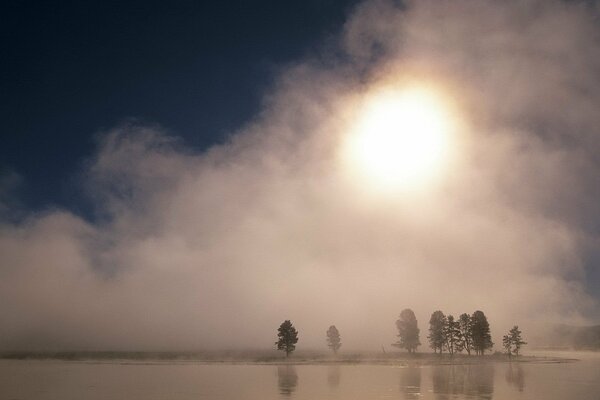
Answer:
[428,310,446,354]
[471,311,493,355]
[276,320,299,357]
[393,308,421,353]
[326,325,342,355]
[508,326,527,356]
[502,334,513,357]
[444,315,461,356]
[458,313,473,355]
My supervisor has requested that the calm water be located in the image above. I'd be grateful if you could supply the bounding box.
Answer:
[1,352,599,399]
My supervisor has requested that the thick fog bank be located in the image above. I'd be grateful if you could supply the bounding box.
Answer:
[1,0,599,350]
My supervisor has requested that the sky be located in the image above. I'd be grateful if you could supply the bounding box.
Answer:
[0,0,360,213]
[1,0,600,351]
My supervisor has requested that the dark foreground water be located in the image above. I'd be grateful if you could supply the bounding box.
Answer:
[1,352,599,399]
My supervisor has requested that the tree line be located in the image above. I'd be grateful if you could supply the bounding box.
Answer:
[394,309,494,355]
[275,310,525,357]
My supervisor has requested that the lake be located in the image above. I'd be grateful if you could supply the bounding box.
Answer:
[1,352,599,399]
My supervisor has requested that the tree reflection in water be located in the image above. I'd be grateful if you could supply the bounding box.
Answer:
[432,364,494,400]
[505,363,525,392]
[400,366,422,400]
[277,365,298,396]
[327,365,341,388]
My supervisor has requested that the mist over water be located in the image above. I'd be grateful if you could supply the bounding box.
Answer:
[1,0,600,351]
[1,352,600,399]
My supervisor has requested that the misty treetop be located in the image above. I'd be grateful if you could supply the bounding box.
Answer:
[393,308,421,353]
[326,325,342,354]
[276,320,298,357]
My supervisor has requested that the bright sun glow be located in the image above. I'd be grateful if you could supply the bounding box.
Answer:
[343,85,456,192]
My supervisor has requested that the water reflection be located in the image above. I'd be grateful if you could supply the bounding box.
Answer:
[327,366,341,388]
[505,363,525,392]
[432,364,494,400]
[277,365,298,396]
[400,366,421,400]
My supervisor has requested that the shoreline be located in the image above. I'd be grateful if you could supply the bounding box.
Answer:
[0,352,578,366]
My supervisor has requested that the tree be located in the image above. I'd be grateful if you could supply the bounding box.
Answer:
[502,334,513,357]
[457,313,473,355]
[428,311,446,354]
[471,311,493,355]
[393,308,421,353]
[276,320,299,357]
[326,325,342,355]
[508,326,527,356]
[443,315,461,356]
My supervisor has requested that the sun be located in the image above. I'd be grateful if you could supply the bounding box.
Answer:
[342,85,456,192]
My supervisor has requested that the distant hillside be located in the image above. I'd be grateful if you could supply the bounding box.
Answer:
[536,324,600,350]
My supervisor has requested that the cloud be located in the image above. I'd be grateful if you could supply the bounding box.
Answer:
[0,0,599,351]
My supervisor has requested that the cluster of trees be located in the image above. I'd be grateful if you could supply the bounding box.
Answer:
[394,309,498,356]
[502,326,527,357]
[276,311,524,358]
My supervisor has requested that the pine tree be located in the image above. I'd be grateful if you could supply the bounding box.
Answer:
[326,325,342,355]
[443,315,461,356]
[458,313,473,355]
[508,326,527,356]
[393,308,421,353]
[276,320,299,357]
[502,334,513,357]
[471,311,493,355]
[428,310,446,354]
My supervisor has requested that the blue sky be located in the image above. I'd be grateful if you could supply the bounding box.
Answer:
[1,0,359,213]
